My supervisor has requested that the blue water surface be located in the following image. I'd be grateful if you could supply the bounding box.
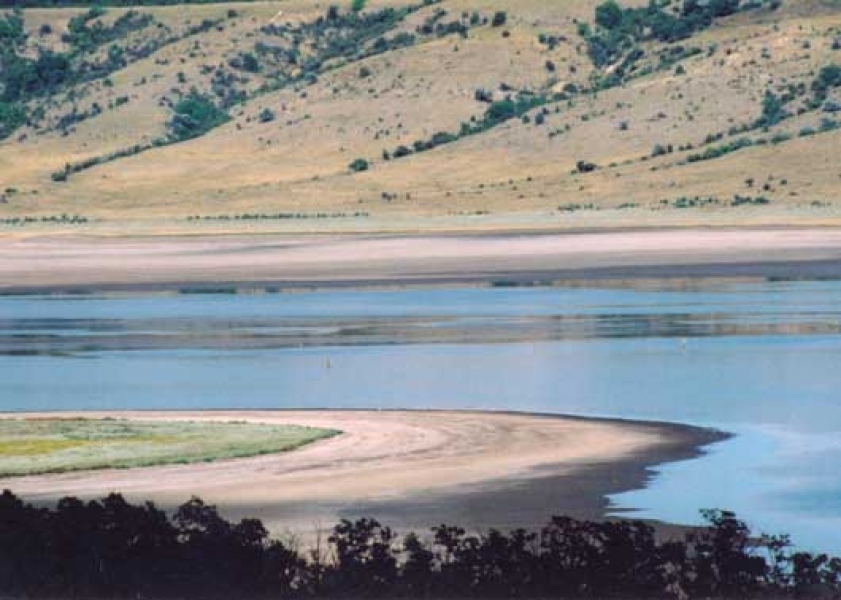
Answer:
[2,281,840,552]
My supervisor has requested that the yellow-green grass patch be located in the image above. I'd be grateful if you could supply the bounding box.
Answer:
[0,418,340,477]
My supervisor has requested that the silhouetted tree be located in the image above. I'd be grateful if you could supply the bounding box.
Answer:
[686,509,769,597]
[400,532,435,595]
[0,490,839,599]
[327,518,398,595]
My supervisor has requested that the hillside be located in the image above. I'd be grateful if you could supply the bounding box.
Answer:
[2,0,841,235]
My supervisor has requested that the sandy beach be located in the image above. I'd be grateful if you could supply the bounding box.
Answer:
[1,227,840,293]
[0,410,723,538]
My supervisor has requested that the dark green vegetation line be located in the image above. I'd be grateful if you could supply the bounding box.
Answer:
[1,490,840,598]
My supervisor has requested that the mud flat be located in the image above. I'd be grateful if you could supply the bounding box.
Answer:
[2,228,841,293]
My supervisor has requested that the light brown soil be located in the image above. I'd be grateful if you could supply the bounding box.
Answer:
[2,227,840,292]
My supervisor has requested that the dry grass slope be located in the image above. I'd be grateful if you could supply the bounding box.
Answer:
[1,0,841,234]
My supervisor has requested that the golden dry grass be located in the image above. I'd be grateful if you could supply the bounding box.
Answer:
[1,0,841,235]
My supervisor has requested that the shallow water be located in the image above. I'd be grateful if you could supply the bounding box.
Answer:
[1,281,841,552]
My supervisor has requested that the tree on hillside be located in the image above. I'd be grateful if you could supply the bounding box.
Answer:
[167,91,230,141]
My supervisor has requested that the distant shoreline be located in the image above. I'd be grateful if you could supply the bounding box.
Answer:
[1,227,840,294]
[0,409,727,539]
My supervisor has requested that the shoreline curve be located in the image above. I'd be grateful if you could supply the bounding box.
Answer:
[0,409,728,538]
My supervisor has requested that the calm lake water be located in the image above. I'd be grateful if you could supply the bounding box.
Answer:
[2,281,841,552]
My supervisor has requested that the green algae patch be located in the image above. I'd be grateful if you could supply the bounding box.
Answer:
[0,418,340,477]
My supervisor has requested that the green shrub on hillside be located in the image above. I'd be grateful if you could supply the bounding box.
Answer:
[687,137,754,162]
[813,64,841,100]
[581,0,776,77]
[63,7,147,52]
[349,157,369,172]
[229,51,260,73]
[167,91,230,141]
[755,90,787,128]
[0,9,25,45]
[732,194,770,206]
[0,6,156,140]
[385,90,551,161]
[1,49,72,103]
[0,101,25,140]
[481,94,547,128]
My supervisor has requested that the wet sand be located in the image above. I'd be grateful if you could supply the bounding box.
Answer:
[0,410,725,540]
[1,227,840,293]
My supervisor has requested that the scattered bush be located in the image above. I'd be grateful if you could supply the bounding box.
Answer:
[474,88,493,103]
[62,8,153,53]
[349,157,370,172]
[559,202,596,212]
[189,211,369,221]
[580,0,769,81]
[732,194,770,206]
[687,137,754,163]
[813,64,841,100]
[491,11,507,27]
[388,91,550,161]
[0,214,87,225]
[229,51,260,73]
[651,143,673,157]
[663,195,720,208]
[770,131,791,144]
[576,159,597,173]
[754,90,787,128]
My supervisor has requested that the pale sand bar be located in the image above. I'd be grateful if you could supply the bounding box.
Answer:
[0,411,724,538]
[1,227,840,292]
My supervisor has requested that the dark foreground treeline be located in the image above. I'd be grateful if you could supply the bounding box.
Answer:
[1,490,840,599]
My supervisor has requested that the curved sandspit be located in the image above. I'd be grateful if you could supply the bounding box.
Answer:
[0,410,724,539]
